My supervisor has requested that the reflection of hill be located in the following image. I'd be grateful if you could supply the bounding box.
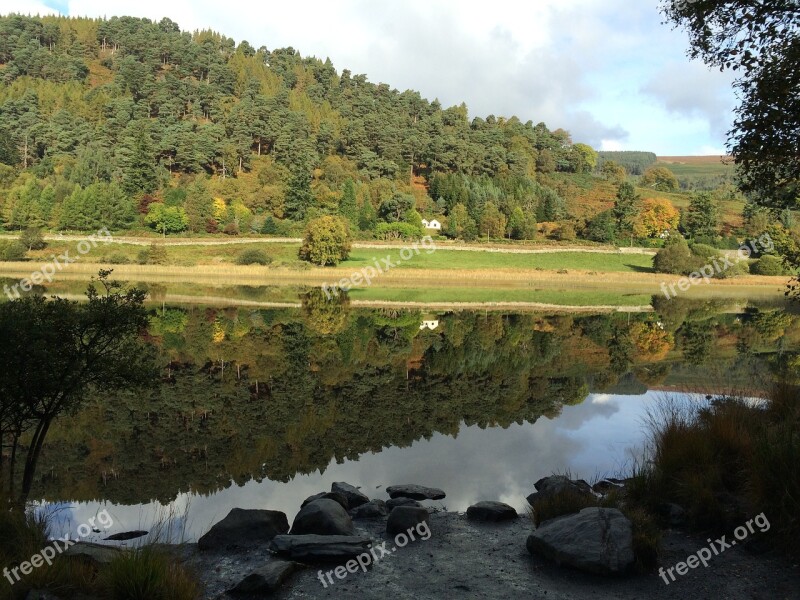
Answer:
[32,301,799,504]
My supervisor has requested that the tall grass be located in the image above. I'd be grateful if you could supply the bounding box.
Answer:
[628,385,800,555]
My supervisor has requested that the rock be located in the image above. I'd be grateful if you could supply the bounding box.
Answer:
[526,507,635,575]
[466,501,518,522]
[386,497,422,511]
[592,480,624,495]
[103,530,148,541]
[658,503,686,527]
[301,492,349,511]
[386,484,445,501]
[349,499,388,519]
[197,508,289,551]
[228,560,301,595]
[526,475,593,506]
[386,506,429,537]
[62,541,121,566]
[331,482,370,509]
[291,499,354,536]
[269,535,372,562]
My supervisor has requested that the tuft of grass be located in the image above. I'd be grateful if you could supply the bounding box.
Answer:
[629,385,800,557]
[96,547,200,600]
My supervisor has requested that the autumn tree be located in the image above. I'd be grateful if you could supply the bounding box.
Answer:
[299,216,352,266]
[633,198,680,238]
[640,166,680,192]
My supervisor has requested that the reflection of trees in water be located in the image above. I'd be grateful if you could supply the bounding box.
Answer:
[32,301,798,505]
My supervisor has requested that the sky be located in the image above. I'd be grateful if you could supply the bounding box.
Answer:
[5,0,738,155]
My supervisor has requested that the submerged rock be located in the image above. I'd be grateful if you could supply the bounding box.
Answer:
[269,534,372,562]
[331,482,370,509]
[291,499,355,536]
[386,484,445,501]
[466,501,518,522]
[526,507,634,575]
[103,530,148,541]
[197,508,289,551]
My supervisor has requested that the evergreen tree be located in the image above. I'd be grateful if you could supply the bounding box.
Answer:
[338,179,359,226]
[118,123,158,197]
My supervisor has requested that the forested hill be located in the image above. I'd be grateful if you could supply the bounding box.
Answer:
[0,14,599,237]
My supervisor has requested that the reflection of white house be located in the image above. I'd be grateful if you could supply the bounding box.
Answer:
[421,219,442,230]
[420,320,439,330]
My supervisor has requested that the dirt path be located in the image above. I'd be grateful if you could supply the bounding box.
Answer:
[0,234,656,255]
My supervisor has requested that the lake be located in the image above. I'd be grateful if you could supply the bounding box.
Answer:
[30,291,798,543]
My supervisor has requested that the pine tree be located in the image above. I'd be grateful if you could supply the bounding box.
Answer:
[118,123,158,197]
[339,179,358,226]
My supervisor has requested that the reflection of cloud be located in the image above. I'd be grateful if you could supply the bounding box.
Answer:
[45,393,664,542]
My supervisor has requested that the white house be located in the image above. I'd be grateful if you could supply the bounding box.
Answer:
[422,219,442,230]
[420,320,439,331]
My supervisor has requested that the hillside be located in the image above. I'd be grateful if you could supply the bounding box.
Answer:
[0,14,745,246]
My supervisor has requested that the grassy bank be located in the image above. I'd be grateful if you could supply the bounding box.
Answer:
[0,509,199,600]
[627,384,800,556]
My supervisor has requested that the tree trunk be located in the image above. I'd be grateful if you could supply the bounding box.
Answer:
[20,418,52,504]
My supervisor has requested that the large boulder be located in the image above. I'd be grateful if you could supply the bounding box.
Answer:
[349,499,388,519]
[331,482,370,509]
[386,497,421,511]
[386,484,445,501]
[386,506,429,538]
[197,509,289,551]
[228,560,301,595]
[269,535,372,562]
[466,501,518,522]
[291,499,355,536]
[526,507,635,575]
[301,492,349,511]
[526,476,593,506]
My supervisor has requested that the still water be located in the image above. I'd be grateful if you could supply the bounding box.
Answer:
[32,298,795,542]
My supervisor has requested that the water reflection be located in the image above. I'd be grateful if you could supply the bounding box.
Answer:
[32,298,800,541]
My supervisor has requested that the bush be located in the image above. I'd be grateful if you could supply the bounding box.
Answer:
[374,222,424,241]
[751,255,790,276]
[653,239,699,274]
[223,222,240,236]
[584,210,617,243]
[105,253,130,265]
[299,216,352,266]
[20,228,47,250]
[0,240,27,261]
[137,244,168,265]
[555,221,577,242]
[236,249,272,265]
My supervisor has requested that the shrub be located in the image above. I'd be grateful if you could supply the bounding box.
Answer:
[299,216,352,266]
[555,221,577,242]
[0,240,27,261]
[20,228,47,250]
[236,249,272,265]
[106,253,130,265]
[374,222,425,241]
[751,255,790,276]
[223,222,240,236]
[137,244,168,265]
[653,238,698,274]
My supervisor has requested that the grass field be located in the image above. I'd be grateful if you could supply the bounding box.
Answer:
[23,241,658,273]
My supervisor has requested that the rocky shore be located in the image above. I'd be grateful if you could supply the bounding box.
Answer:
[46,478,800,599]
